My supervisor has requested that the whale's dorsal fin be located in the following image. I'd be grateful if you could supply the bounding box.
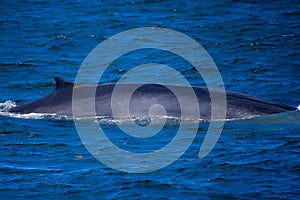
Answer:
[55,77,74,90]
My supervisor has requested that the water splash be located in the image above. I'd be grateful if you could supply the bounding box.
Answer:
[0,100,16,112]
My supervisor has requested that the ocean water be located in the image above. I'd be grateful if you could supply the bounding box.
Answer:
[0,0,300,199]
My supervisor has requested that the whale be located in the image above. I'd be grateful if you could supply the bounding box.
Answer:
[6,77,296,121]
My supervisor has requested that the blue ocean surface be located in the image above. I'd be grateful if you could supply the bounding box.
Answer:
[0,0,300,199]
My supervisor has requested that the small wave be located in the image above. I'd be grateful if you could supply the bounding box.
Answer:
[0,111,58,120]
[74,115,185,125]
[0,110,196,125]
[0,62,35,67]
[0,109,273,124]
[0,163,63,173]
[0,100,16,111]
[297,105,300,110]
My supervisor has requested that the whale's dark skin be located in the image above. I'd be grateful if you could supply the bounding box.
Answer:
[7,77,296,121]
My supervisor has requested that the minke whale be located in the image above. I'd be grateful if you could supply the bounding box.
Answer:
[6,77,296,121]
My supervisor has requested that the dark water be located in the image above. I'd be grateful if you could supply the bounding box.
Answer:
[1,0,300,199]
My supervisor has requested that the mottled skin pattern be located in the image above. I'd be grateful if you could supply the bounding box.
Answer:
[7,77,296,121]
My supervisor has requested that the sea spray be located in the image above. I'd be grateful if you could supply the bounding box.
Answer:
[0,100,16,112]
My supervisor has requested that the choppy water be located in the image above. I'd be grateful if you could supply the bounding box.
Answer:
[1,0,300,199]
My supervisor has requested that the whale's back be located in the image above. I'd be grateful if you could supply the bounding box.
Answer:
[7,78,296,120]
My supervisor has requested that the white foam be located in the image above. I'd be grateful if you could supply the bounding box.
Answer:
[297,105,300,110]
[0,111,57,120]
[0,100,16,111]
